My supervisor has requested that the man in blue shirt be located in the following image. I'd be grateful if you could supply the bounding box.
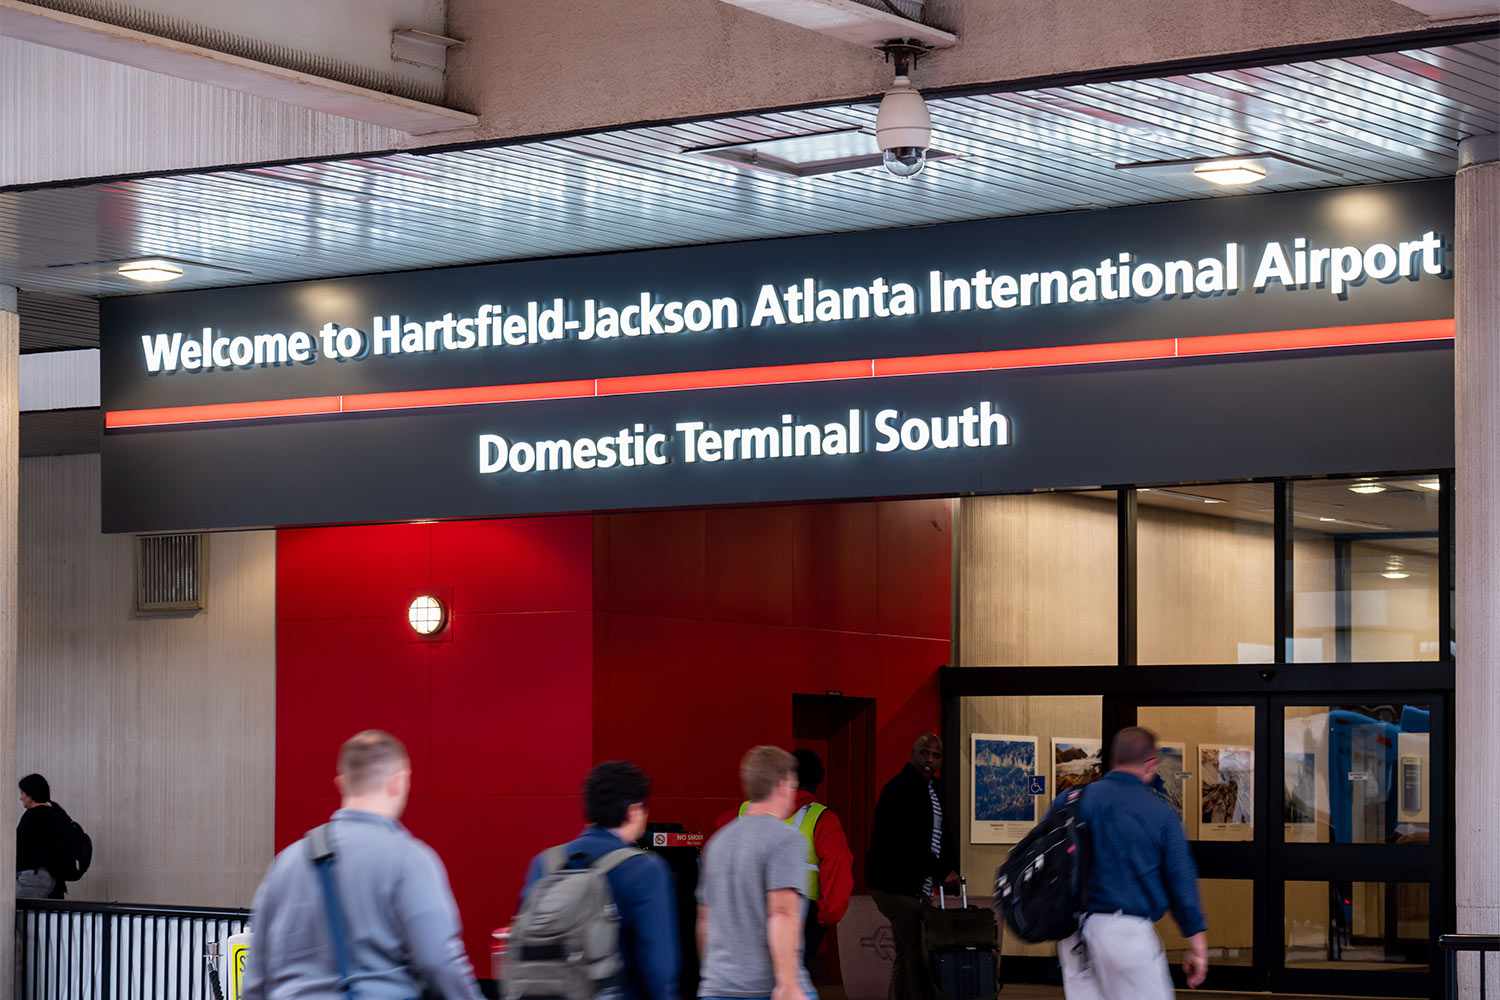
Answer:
[1055,727,1208,1000]
[521,761,679,1000]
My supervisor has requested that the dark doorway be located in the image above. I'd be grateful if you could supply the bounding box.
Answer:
[793,693,878,989]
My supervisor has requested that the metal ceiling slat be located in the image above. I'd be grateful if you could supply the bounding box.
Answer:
[1,39,1490,308]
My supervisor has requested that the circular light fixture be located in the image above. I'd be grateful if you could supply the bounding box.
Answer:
[117,259,185,283]
[407,595,447,635]
[1192,160,1268,187]
[1348,483,1387,494]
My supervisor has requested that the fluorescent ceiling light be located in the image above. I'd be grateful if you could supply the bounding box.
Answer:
[1192,160,1268,187]
[1416,479,1442,491]
[117,259,185,283]
[1348,483,1387,494]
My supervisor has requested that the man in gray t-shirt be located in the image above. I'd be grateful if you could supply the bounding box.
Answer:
[698,746,813,1000]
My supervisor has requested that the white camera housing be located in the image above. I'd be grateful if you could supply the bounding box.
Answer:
[876,74,931,178]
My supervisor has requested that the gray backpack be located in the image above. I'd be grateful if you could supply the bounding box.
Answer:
[502,846,642,1000]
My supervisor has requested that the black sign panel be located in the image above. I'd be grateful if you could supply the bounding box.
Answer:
[98,181,1456,532]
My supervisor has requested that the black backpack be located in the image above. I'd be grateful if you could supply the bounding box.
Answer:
[56,807,92,882]
[992,787,1089,943]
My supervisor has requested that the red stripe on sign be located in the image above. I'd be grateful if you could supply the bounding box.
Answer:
[342,379,598,413]
[103,319,1453,428]
[597,359,872,397]
[1175,318,1453,357]
[104,395,343,428]
[873,338,1179,377]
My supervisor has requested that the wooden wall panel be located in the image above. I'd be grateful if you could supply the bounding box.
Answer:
[16,454,276,907]
[957,493,1116,666]
[1138,504,1275,664]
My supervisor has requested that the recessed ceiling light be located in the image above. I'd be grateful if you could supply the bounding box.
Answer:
[1416,479,1441,491]
[1348,484,1387,494]
[1319,516,1337,522]
[1192,160,1268,187]
[118,259,185,283]
[1202,498,1226,504]
[1382,570,1411,580]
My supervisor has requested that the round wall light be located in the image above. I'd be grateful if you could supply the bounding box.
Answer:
[408,595,447,635]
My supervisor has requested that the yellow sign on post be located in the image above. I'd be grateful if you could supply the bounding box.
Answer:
[225,933,251,1000]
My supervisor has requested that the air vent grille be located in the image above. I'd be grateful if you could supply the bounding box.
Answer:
[135,533,207,614]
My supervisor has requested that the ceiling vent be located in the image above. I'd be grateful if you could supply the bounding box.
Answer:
[135,533,207,615]
[685,127,954,178]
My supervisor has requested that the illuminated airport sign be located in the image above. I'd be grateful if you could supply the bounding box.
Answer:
[99,180,1456,533]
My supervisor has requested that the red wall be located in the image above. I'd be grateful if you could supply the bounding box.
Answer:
[275,499,950,973]
[593,500,953,837]
[275,517,596,968]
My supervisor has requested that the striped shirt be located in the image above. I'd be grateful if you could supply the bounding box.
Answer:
[922,780,943,895]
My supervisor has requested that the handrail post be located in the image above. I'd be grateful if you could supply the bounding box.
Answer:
[101,910,113,1000]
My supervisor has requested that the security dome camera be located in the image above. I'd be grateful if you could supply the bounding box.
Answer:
[876,73,931,178]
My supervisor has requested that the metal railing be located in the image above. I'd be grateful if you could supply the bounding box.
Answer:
[15,899,249,1000]
[1442,933,1500,1000]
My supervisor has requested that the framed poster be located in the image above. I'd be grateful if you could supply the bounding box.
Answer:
[1283,751,1319,843]
[1052,737,1104,794]
[971,734,1040,844]
[1157,741,1189,827]
[1199,745,1254,841]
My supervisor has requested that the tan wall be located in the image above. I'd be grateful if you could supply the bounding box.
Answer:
[1138,504,1274,664]
[957,492,1115,666]
[444,0,1443,142]
[16,455,276,907]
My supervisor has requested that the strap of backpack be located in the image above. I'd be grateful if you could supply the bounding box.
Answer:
[590,847,645,876]
[305,825,359,998]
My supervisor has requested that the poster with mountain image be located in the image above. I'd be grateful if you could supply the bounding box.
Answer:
[971,734,1039,844]
[1199,745,1254,841]
[1284,750,1319,842]
[1052,738,1103,794]
[1157,742,1188,828]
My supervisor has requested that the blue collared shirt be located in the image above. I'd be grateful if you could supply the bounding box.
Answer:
[243,809,483,1000]
[1054,771,1207,937]
[522,827,680,1000]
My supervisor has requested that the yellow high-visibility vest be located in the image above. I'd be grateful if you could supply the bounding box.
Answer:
[739,800,826,900]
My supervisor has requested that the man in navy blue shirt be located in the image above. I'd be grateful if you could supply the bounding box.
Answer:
[1055,727,1208,1000]
[521,761,679,1000]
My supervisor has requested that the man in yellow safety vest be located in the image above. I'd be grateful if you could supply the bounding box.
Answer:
[735,749,853,977]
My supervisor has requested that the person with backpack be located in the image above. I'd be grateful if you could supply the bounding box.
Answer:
[1004,727,1208,1000]
[508,760,679,1000]
[242,729,483,1000]
[15,773,91,900]
[698,746,814,1000]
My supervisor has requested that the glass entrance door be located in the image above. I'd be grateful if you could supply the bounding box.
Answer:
[1118,694,1448,997]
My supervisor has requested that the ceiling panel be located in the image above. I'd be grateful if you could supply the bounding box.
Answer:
[2,38,1495,342]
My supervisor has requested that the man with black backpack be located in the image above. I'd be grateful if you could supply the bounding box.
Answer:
[999,727,1208,1000]
[507,760,679,1000]
[15,773,90,900]
[243,729,483,999]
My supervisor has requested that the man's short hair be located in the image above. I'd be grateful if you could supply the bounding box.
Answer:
[1111,726,1159,767]
[337,730,409,795]
[18,774,49,803]
[794,749,825,795]
[584,761,651,829]
[741,746,797,803]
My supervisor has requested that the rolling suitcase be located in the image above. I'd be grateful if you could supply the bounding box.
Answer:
[923,878,1001,1000]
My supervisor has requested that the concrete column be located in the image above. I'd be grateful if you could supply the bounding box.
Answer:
[1456,134,1499,999]
[0,285,16,1000]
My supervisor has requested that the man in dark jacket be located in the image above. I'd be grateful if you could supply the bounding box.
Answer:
[521,760,679,1000]
[867,734,957,1000]
[15,773,72,900]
